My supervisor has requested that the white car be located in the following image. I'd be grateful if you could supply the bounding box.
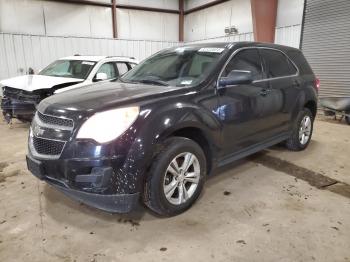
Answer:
[0,55,138,123]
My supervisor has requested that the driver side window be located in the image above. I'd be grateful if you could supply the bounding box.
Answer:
[222,49,263,81]
[95,62,117,80]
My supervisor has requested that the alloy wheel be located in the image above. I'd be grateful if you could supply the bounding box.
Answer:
[299,115,312,145]
[163,152,200,205]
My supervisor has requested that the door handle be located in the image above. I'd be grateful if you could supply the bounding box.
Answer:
[260,89,271,96]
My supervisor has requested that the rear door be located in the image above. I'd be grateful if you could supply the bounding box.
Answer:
[259,48,300,133]
[218,48,280,155]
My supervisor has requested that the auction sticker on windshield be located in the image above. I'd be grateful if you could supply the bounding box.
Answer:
[198,48,225,53]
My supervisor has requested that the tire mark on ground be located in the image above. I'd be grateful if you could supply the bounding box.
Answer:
[250,152,350,199]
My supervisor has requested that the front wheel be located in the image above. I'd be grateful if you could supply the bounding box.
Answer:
[144,137,206,217]
[285,108,314,151]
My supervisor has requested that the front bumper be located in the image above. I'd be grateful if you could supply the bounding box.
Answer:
[26,154,140,213]
[1,97,36,117]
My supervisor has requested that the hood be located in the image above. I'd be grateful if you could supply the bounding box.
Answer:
[0,75,83,92]
[39,81,185,113]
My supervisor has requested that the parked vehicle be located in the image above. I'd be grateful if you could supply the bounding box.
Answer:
[26,42,318,216]
[320,96,350,125]
[1,55,138,123]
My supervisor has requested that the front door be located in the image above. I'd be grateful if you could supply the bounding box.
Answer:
[217,48,282,157]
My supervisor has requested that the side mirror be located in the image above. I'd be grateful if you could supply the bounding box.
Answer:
[218,70,253,88]
[94,72,108,82]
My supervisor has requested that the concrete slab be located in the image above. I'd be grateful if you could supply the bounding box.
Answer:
[267,119,350,185]
[0,119,349,262]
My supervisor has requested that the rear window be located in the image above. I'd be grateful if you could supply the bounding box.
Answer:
[260,49,297,78]
[287,50,314,76]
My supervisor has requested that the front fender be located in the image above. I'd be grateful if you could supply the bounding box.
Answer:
[119,98,221,192]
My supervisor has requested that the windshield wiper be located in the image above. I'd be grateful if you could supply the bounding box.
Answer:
[118,78,136,84]
[136,79,169,86]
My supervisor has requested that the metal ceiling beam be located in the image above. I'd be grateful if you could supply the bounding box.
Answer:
[46,0,179,14]
[116,4,179,14]
[44,0,234,41]
[184,0,230,15]
[44,0,112,7]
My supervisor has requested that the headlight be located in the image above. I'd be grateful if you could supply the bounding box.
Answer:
[77,107,139,144]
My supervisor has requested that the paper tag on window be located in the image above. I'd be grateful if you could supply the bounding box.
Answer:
[181,80,193,85]
[82,61,94,65]
[198,48,225,53]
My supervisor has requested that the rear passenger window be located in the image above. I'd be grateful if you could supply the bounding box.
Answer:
[116,62,129,76]
[260,49,297,78]
[222,49,263,81]
[287,50,313,75]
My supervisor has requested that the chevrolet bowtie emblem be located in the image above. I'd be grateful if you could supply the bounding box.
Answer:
[33,125,44,137]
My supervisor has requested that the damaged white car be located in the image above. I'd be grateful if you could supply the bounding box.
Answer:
[0,55,138,123]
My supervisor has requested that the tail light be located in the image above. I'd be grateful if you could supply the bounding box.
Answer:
[314,78,320,92]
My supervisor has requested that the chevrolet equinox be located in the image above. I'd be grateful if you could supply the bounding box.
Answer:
[27,42,318,216]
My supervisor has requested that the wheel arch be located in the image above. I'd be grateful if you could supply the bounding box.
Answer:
[304,100,317,118]
[169,127,213,175]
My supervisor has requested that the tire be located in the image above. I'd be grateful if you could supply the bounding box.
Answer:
[144,137,207,217]
[345,115,350,125]
[285,108,314,151]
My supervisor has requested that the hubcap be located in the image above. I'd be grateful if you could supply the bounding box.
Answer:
[163,152,200,205]
[299,115,312,145]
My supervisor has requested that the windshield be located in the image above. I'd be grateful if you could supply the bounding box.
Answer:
[39,60,96,79]
[120,46,227,87]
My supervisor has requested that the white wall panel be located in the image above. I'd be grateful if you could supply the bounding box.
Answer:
[0,0,113,38]
[117,0,178,10]
[44,3,90,37]
[187,32,253,43]
[89,7,114,38]
[184,0,253,41]
[274,0,304,48]
[276,0,304,28]
[116,9,178,41]
[0,0,45,35]
[185,0,213,10]
[0,33,179,80]
[275,24,301,48]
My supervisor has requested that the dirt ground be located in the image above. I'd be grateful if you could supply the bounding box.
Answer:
[0,117,349,262]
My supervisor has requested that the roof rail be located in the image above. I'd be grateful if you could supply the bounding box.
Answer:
[106,56,135,60]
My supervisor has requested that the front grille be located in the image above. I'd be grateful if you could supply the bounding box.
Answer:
[32,136,65,156]
[37,111,73,128]
[3,87,40,102]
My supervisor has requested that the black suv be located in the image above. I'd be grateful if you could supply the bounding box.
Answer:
[26,42,318,216]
